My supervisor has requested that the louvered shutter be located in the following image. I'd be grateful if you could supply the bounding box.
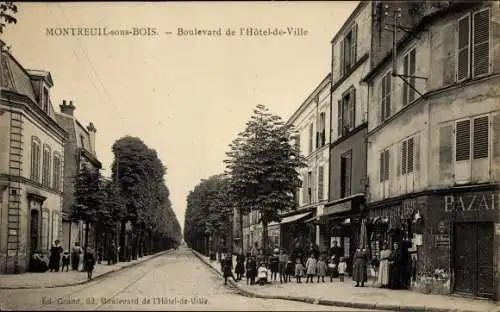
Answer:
[409,49,416,103]
[384,150,390,181]
[316,131,320,149]
[401,140,408,175]
[380,76,386,122]
[351,23,358,64]
[338,99,343,137]
[345,154,352,196]
[472,8,490,77]
[439,125,453,180]
[473,115,489,159]
[414,134,420,172]
[407,137,414,173]
[318,166,324,201]
[385,74,391,118]
[309,123,314,153]
[379,152,384,182]
[403,54,409,106]
[302,173,307,204]
[456,119,471,161]
[349,88,356,130]
[339,39,345,77]
[494,114,500,159]
[457,14,471,81]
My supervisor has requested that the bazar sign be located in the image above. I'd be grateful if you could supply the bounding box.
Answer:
[444,192,499,212]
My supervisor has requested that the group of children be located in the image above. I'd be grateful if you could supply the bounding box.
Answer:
[233,249,347,286]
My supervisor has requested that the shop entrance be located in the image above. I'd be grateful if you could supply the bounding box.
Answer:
[453,222,495,299]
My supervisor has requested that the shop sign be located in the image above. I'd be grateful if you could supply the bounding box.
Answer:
[434,234,450,247]
[324,201,351,215]
[444,192,499,213]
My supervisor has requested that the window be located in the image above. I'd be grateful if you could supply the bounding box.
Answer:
[379,149,390,182]
[402,48,416,106]
[294,134,301,154]
[457,8,490,81]
[317,166,324,201]
[317,112,326,148]
[30,137,41,182]
[52,211,59,243]
[340,24,358,75]
[307,171,312,203]
[42,145,51,187]
[340,151,352,198]
[308,124,314,154]
[80,134,85,149]
[41,210,49,251]
[455,115,489,161]
[338,87,356,137]
[42,87,49,112]
[52,154,61,191]
[380,72,391,121]
[400,137,415,175]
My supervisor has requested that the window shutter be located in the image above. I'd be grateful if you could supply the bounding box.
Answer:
[409,49,416,103]
[407,137,414,173]
[351,23,358,64]
[302,173,307,204]
[492,114,500,158]
[338,99,343,137]
[472,9,490,77]
[318,166,324,201]
[309,123,314,153]
[401,140,407,175]
[384,150,390,181]
[414,134,420,172]
[403,54,409,106]
[385,73,391,118]
[457,14,471,81]
[339,39,345,77]
[380,77,386,122]
[345,154,352,196]
[379,152,384,182]
[439,125,453,180]
[456,119,471,161]
[349,88,356,130]
[316,131,320,148]
[473,115,489,159]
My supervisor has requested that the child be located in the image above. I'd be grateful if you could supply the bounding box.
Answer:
[61,250,70,272]
[278,249,288,283]
[257,263,268,286]
[338,257,347,282]
[246,255,257,285]
[285,257,295,283]
[269,249,280,282]
[328,255,338,282]
[295,258,304,283]
[305,253,317,283]
[316,255,327,283]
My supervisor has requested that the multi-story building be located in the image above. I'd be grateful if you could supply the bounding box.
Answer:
[363,1,499,299]
[241,209,280,254]
[322,1,372,272]
[282,73,331,255]
[55,101,101,251]
[0,40,67,273]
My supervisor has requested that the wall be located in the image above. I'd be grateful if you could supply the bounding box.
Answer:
[329,127,367,200]
[0,109,9,173]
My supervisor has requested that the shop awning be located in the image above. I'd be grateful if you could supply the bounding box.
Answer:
[280,212,312,224]
[304,216,317,223]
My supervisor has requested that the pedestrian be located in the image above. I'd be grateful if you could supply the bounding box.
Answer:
[378,243,391,288]
[83,245,96,280]
[250,242,259,257]
[107,242,117,265]
[269,248,280,282]
[316,255,327,282]
[295,258,304,283]
[257,262,268,286]
[49,240,63,272]
[285,256,295,283]
[235,252,245,281]
[388,242,404,289]
[305,253,317,283]
[61,250,70,272]
[328,255,338,282]
[278,249,288,283]
[222,253,237,285]
[353,248,368,287]
[245,254,257,285]
[338,257,347,282]
[329,240,342,260]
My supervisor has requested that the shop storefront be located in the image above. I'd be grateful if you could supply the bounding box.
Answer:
[279,210,314,257]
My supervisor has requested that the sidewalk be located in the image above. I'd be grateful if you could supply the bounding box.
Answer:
[191,249,499,312]
[0,249,172,289]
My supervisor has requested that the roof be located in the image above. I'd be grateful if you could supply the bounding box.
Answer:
[330,1,367,44]
[26,69,54,87]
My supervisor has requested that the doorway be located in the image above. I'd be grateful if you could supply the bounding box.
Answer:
[453,222,495,299]
[30,209,39,253]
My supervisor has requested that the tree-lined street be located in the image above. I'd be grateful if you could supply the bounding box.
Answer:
[0,247,366,311]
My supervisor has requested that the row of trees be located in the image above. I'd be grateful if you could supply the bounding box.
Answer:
[184,104,306,257]
[73,136,182,260]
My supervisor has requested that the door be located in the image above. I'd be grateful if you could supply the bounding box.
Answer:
[30,209,39,253]
[453,222,495,299]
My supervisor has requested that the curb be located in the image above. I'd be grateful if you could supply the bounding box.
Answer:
[0,249,174,290]
[190,249,493,312]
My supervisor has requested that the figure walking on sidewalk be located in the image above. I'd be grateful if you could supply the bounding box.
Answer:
[83,245,96,280]
[353,248,368,287]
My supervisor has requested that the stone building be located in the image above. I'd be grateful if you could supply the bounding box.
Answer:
[55,101,101,251]
[0,40,66,273]
[323,1,372,273]
[362,1,499,299]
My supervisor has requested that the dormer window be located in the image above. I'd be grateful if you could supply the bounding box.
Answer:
[80,134,85,149]
[42,86,49,112]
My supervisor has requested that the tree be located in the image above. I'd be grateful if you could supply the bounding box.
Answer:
[0,2,17,34]
[224,104,306,256]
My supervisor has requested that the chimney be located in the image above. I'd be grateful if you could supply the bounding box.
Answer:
[86,122,97,156]
[60,100,76,116]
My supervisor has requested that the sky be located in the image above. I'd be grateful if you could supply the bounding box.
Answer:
[3,1,359,232]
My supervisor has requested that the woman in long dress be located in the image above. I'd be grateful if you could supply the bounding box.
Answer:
[352,248,368,287]
[378,243,391,288]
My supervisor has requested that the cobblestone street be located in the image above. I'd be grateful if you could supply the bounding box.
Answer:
[0,247,368,311]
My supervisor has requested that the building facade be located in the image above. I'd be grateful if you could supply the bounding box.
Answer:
[0,41,66,273]
[363,1,499,299]
[55,101,101,251]
[322,1,372,274]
